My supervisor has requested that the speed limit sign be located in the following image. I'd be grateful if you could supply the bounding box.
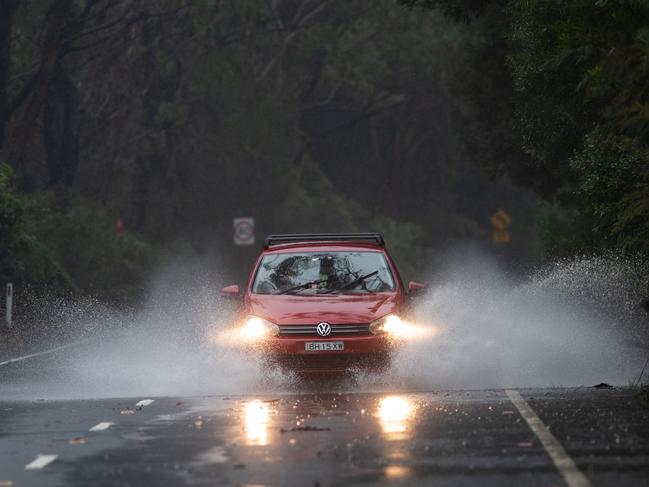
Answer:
[233,217,255,245]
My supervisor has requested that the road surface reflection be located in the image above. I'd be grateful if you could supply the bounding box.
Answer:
[231,393,417,481]
[377,395,416,479]
[243,400,272,446]
[377,395,414,436]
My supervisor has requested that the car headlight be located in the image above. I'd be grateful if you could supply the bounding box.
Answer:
[243,315,279,341]
[369,314,404,336]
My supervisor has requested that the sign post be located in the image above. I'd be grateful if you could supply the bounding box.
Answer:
[115,218,125,239]
[5,283,13,328]
[233,217,255,246]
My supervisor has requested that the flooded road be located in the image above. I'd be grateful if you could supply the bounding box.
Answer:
[2,356,649,486]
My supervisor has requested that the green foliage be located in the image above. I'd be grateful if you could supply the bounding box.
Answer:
[1,162,152,301]
[276,158,361,233]
[370,215,426,281]
[573,132,645,248]
[572,132,644,212]
[0,163,64,287]
[398,0,500,21]
[1,0,552,301]
[506,0,649,160]
[31,194,154,303]
[506,1,596,187]
[537,129,649,255]
[407,0,649,261]
[504,0,649,256]
[613,182,649,253]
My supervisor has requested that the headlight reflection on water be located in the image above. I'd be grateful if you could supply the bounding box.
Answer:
[377,396,414,436]
[377,395,416,479]
[384,465,412,479]
[243,400,271,446]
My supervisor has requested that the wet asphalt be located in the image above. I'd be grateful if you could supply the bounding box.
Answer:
[1,354,649,486]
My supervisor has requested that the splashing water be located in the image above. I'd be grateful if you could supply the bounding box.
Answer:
[2,262,263,400]
[384,253,648,390]
[3,253,647,399]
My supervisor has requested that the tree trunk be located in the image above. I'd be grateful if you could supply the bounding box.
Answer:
[43,67,79,201]
[0,0,20,151]
[2,0,72,169]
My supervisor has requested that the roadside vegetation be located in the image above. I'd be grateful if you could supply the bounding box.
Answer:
[403,0,649,393]
[403,0,649,257]
[0,0,647,313]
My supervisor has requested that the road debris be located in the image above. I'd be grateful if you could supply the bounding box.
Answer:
[593,383,614,389]
[68,437,86,445]
[280,426,331,433]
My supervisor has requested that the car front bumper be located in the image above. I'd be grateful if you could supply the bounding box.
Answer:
[261,335,393,374]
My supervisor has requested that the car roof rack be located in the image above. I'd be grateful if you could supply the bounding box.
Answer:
[263,233,385,249]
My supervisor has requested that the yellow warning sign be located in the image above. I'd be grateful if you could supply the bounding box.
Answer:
[490,210,511,243]
[490,209,511,231]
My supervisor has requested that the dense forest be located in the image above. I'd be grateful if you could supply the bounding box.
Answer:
[1,0,648,304]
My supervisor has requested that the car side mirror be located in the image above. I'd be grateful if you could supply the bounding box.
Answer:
[220,284,241,299]
[408,281,426,296]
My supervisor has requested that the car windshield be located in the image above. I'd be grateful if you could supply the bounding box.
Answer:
[252,251,396,295]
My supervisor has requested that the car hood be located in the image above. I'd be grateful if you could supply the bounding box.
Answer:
[247,293,400,325]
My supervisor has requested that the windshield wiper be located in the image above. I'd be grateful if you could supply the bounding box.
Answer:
[322,270,379,294]
[279,278,330,295]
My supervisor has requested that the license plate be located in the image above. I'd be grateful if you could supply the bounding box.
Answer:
[304,341,344,352]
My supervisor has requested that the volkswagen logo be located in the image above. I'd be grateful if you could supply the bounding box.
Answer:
[316,322,332,337]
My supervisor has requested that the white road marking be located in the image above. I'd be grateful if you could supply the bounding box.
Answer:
[0,338,97,366]
[89,422,114,432]
[505,389,592,487]
[24,455,57,470]
[136,399,155,407]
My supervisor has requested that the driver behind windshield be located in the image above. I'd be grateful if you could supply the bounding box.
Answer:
[318,256,346,290]
[253,251,396,294]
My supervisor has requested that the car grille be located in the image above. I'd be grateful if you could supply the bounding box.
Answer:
[277,323,371,337]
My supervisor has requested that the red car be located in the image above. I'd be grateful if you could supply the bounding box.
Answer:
[220,233,425,374]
